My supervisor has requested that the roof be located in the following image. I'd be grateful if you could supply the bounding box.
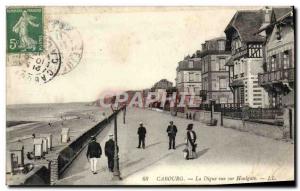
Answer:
[225,10,265,43]
[257,7,293,33]
[273,7,293,21]
[225,56,234,66]
[177,59,201,71]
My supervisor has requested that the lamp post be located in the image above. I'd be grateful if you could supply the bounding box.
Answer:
[110,97,122,181]
[112,112,121,180]
[123,105,126,124]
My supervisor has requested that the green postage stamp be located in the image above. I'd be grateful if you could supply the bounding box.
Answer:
[6,7,43,53]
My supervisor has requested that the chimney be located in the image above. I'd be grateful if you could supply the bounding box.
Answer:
[263,6,272,24]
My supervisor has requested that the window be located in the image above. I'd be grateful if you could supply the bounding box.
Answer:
[271,55,276,71]
[253,89,262,92]
[283,51,290,69]
[219,78,227,90]
[219,96,228,103]
[253,98,262,101]
[188,60,194,68]
[218,40,225,51]
[189,73,194,82]
[219,58,226,71]
[195,73,200,82]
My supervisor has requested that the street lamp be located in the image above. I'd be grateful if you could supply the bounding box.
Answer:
[123,104,126,124]
[111,97,122,180]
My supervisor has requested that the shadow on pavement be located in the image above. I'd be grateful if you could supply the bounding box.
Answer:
[196,148,210,159]
[175,142,186,149]
[122,152,172,179]
[121,157,144,169]
[146,141,161,149]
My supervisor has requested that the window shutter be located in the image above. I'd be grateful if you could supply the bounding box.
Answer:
[276,53,280,70]
[280,52,284,69]
[289,49,293,68]
[268,56,271,72]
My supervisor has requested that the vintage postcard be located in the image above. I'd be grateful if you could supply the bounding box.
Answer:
[6,6,295,186]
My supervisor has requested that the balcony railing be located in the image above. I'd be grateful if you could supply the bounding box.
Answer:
[258,68,295,85]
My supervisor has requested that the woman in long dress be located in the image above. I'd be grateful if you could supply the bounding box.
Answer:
[12,10,39,50]
[185,123,197,159]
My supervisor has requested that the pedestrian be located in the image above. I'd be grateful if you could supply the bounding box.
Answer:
[189,112,192,120]
[186,113,188,119]
[137,122,147,149]
[86,136,102,174]
[186,124,197,159]
[166,121,178,150]
[105,134,116,172]
[192,112,196,120]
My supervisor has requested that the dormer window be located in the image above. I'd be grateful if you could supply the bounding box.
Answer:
[218,40,225,51]
[188,60,194,68]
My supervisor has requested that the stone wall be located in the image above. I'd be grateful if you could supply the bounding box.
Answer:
[222,117,285,140]
[194,110,221,126]
[12,166,50,185]
[48,110,120,184]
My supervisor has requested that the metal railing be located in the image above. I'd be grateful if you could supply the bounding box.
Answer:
[258,68,294,85]
[198,103,283,120]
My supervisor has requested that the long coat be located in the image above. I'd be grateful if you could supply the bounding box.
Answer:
[86,141,102,158]
[167,125,178,137]
[187,130,197,152]
[137,126,147,138]
[105,139,115,158]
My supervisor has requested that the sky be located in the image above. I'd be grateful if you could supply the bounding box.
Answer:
[6,6,261,104]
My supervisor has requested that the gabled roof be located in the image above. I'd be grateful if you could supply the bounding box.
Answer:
[273,7,293,21]
[225,10,265,43]
[257,7,293,33]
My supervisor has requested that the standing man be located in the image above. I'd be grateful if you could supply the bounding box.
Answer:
[105,134,116,172]
[86,136,102,174]
[137,122,147,149]
[166,121,178,150]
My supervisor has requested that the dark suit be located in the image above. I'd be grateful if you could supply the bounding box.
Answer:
[137,126,147,148]
[86,141,102,158]
[166,125,177,149]
[187,130,197,152]
[105,139,115,171]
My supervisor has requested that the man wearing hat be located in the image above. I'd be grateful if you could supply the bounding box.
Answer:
[137,122,147,149]
[105,134,116,172]
[86,136,102,174]
[186,124,197,159]
[166,121,178,150]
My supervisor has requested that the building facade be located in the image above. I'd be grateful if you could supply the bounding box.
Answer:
[225,10,269,108]
[199,37,233,104]
[175,54,202,102]
[257,7,294,108]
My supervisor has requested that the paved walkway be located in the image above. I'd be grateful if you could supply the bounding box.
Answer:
[57,108,294,185]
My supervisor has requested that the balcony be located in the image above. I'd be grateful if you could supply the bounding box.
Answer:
[232,45,248,60]
[258,68,295,86]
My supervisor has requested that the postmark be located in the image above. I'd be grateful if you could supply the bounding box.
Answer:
[18,36,61,84]
[47,20,83,75]
[6,7,44,53]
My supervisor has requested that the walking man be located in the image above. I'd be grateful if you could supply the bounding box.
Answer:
[137,122,147,149]
[105,134,116,172]
[166,121,178,150]
[86,136,102,174]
